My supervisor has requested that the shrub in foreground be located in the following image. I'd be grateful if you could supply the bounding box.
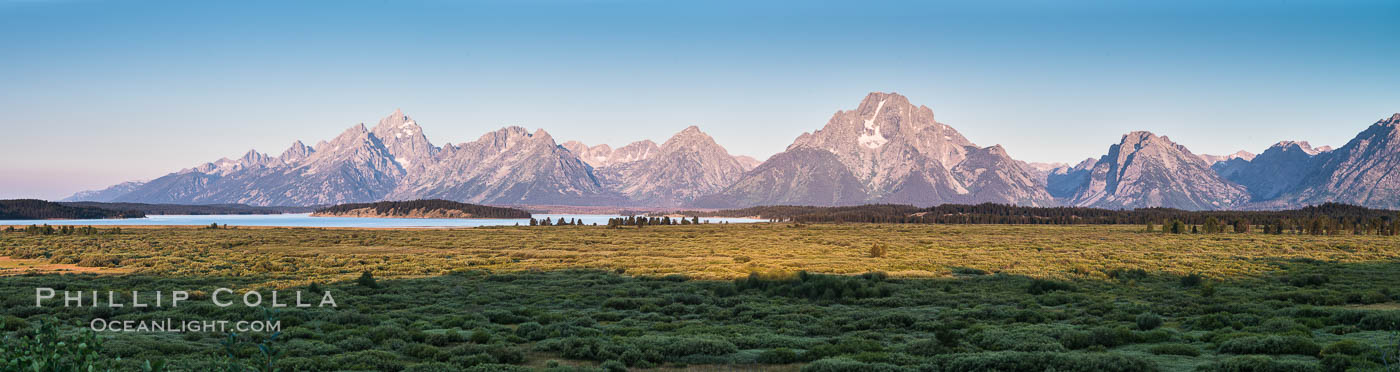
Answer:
[801,358,908,372]
[1195,355,1320,372]
[1217,335,1321,356]
[1148,343,1201,356]
[935,351,1159,372]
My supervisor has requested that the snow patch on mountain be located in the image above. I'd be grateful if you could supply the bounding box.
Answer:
[858,99,888,149]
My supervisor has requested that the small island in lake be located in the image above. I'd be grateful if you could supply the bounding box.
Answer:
[311,199,531,219]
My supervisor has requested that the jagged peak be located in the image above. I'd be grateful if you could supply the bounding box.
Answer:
[1383,113,1400,126]
[531,128,550,137]
[325,124,373,146]
[376,108,412,127]
[1267,140,1326,155]
[620,139,658,149]
[662,125,718,149]
[279,140,314,159]
[1271,140,1312,149]
[488,126,531,137]
[858,91,911,109]
[340,123,369,136]
[1074,157,1098,169]
[1121,131,1161,144]
[240,149,267,161]
[471,126,555,145]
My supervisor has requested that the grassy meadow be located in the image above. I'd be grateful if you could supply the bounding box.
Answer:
[1,223,1399,371]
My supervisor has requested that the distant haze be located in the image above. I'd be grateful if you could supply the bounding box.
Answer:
[1,0,1397,199]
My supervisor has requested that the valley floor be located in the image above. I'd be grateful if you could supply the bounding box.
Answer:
[1,224,1398,371]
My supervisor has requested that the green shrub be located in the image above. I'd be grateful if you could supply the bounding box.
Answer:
[801,358,907,372]
[469,329,492,344]
[904,339,950,356]
[404,362,460,372]
[1088,326,1139,348]
[463,364,532,372]
[335,336,374,352]
[1217,335,1321,356]
[357,271,378,288]
[0,315,27,332]
[1319,339,1370,356]
[1195,355,1320,372]
[757,348,802,364]
[936,351,1159,372]
[1148,343,1200,356]
[424,332,454,347]
[1181,273,1205,288]
[331,349,407,371]
[806,338,884,360]
[970,329,1066,352]
[1137,313,1164,331]
[600,359,628,372]
[449,353,495,368]
[635,335,738,357]
[1027,279,1075,295]
[1356,311,1400,331]
[1285,274,1329,287]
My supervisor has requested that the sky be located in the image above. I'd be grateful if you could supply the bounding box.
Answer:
[1,0,1397,200]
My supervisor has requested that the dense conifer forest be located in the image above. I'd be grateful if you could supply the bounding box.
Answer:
[314,199,532,219]
[60,201,314,215]
[681,203,1400,235]
[0,199,144,220]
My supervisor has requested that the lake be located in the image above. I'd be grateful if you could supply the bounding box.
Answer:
[0,214,766,228]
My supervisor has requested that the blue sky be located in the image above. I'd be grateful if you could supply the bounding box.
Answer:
[1,0,1397,199]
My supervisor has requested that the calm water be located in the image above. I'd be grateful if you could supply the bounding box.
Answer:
[0,214,765,228]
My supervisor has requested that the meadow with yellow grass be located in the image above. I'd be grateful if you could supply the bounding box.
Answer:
[2,224,1399,371]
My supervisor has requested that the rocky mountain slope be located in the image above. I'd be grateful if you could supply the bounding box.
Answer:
[1215,141,1328,201]
[389,126,625,206]
[1045,158,1097,199]
[589,126,752,207]
[562,140,662,168]
[61,181,148,202]
[1066,131,1250,210]
[87,110,621,206]
[695,92,1054,208]
[62,100,1400,211]
[1265,114,1400,209]
[1198,150,1255,166]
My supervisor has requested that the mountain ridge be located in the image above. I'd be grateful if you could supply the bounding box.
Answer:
[62,99,1400,211]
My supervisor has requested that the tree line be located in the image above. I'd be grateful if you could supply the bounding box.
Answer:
[0,199,144,220]
[314,199,531,219]
[682,202,1400,235]
[604,216,703,229]
[3,224,123,235]
[1150,215,1400,236]
[526,216,706,228]
[61,201,313,215]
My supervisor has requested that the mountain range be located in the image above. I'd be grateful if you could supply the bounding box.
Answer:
[65,95,1400,211]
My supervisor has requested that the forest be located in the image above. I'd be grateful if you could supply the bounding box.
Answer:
[59,202,316,215]
[0,199,144,220]
[313,199,531,219]
[685,203,1400,231]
